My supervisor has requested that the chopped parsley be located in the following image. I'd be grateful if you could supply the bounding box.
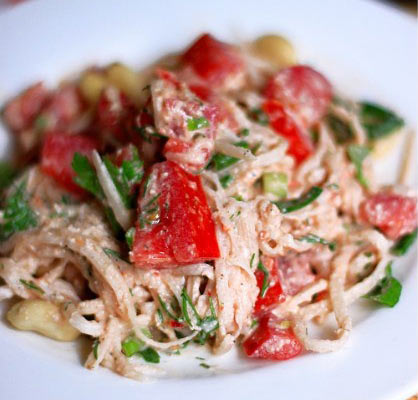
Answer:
[0,181,37,242]
[187,117,209,131]
[257,260,270,298]
[0,161,17,192]
[72,153,105,199]
[103,247,124,261]
[125,227,135,249]
[220,174,234,189]
[347,145,370,188]
[391,228,417,256]
[19,279,44,294]
[199,362,211,369]
[298,234,336,251]
[121,334,160,363]
[364,262,402,307]
[250,108,269,126]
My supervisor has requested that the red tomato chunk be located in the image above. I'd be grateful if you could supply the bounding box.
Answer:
[360,192,417,240]
[254,256,286,314]
[263,100,314,165]
[182,33,244,90]
[131,161,220,268]
[264,65,332,127]
[3,82,49,132]
[243,314,303,361]
[41,133,98,195]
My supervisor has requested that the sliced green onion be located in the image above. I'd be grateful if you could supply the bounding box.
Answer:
[122,335,144,357]
[262,172,288,199]
[364,262,402,307]
[347,145,370,188]
[391,228,417,256]
[139,347,160,363]
[187,117,209,131]
[273,186,322,214]
[239,128,250,137]
[359,102,404,140]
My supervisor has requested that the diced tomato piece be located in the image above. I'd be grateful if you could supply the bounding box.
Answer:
[277,252,316,296]
[264,65,332,127]
[360,192,417,240]
[263,100,314,165]
[182,33,244,90]
[43,85,84,130]
[313,290,328,303]
[151,70,219,172]
[254,256,286,314]
[169,320,184,328]
[41,133,99,195]
[188,84,213,102]
[3,82,49,131]
[97,86,136,143]
[243,314,303,361]
[131,161,220,268]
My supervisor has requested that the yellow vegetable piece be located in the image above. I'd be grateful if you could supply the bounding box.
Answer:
[79,71,107,105]
[7,299,80,342]
[371,131,402,159]
[106,63,142,103]
[253,34,297,68]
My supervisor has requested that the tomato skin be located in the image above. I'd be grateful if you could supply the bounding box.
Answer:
[264,65,332,127]
[243,314,303,361]
[3,82,49,132]
[254,257,286,314]
[263,100,314,165]
[182,33,244,89]
[131,161,220,268]
[360,192,417,240]
[41,133,99,195]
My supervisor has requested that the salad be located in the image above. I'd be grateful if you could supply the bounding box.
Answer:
[0,33,416,381]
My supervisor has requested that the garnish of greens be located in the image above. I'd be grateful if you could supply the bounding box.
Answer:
[121,334,160,363]
[103,247,124,261]
[359,102,404,140]
[364,262,402,307]
[19,279,44,294]
[125,227,136,249]
[219,174,234,189]
[298,234,336,251]
[158,291,219,345]
[138,193,161,229]
[0,181,37,242]
[391,229,417,256]
[0,161,17,192]
[102,148,144,209]
[187,117,209,131]
[72,153,105,199]
[250,108,269,126]
[347,145,370,188]
[262,172,288,199]
[210,141,250,171]
[257,260,270,298]
[326,114,353,144]
[273,186,322,214]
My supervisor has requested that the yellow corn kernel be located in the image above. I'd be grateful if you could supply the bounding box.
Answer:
[253,34,297,68]
[79,71,107,105]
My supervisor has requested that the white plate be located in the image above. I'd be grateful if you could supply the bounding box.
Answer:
[0,0,417,399]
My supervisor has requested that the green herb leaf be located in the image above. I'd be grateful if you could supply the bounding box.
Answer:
[220,174,234,189]
[103,147,144,209]
[250,108,269,126]
[122,335,145,357]
[158,295,183,322]
[326,114,353,143]
[72,153,105,199]
[210,141,250,171]
[0,181,37,241]
[125,227,135,249]
[391,228,417,256]
[181,289,201,327]
[19,279,44,294]
[298,234,336,251]
[0,161,17,192]
[347,145,370,188]
[364,262,402,307]
[104,207,123,237]
[103,247,123,260]
[239,128,250,137]
[199,362,211,369]
[273,186,322,214]
[139,347,160,363]
[360,102,404,140]
[92,339,99,360]
[257,260,270,298]
[262,172,288,198]
[187,117,209,131]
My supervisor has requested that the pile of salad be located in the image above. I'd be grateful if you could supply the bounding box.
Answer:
[0,33,416,381]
